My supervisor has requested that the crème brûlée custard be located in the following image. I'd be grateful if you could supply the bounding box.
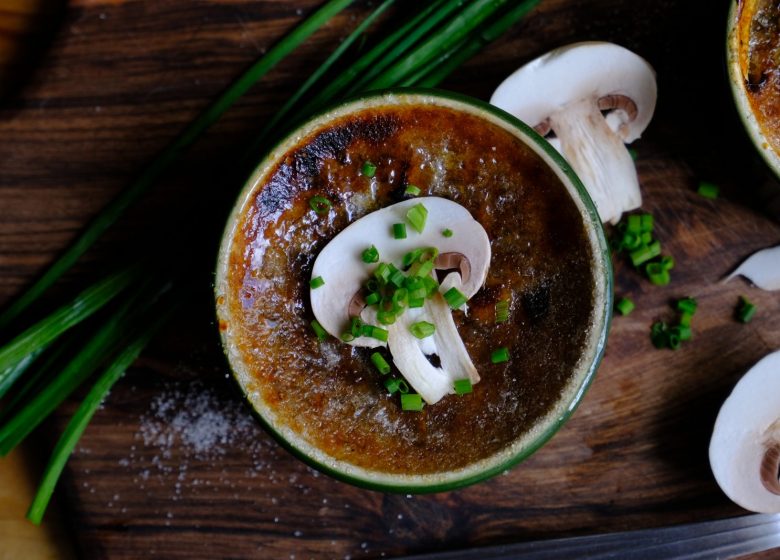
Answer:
[215,92,610,491]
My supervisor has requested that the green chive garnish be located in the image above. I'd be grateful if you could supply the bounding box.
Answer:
[737,296,757,323]
[660,255,675,271]
[370,352,391,375]
[676,297,697,315]
[698,181,719,199]
[443,287,467,309]
[406,203,428,233]
[410,321,435,339]
[393,223,407,239]
[453,379,472,396]
[402,248,423,268]
[640,213,653,232]
[408,297,425,308]
[377,310,396,325]
[362,161,377,177]
[422,276,439,297]
[680,311,693,327]
[630,241,661,267]
[628,147,638,160]
[495,300,509,323]
[367,325,389,342]
[615,297,635,316]
[350,317,363,337]
[365,292,381,306]
[650,321,669,349]
[362,245,379,263]
[310,320,328,341]
[490,347,510,364]
[404,185,421,196]
[672,325,692,341]
[400,393,424,411]
[309,276,325,289]
[340,332,355,342]
[309,195,332,215]
[626,215,641,234]
[384,378,408,395]
[646,262,670,286]
[409,259,434,279]
[442,228,453,238]
[374,262,391,283]
[389,268,406,288]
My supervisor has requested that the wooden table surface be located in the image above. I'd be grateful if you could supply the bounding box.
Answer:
[1,0,780,558]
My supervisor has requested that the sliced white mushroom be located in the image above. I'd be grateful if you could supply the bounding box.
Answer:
[726,245,780,291]
[490,41,657,225]
[709,350,780,513]
[309,197,490,404]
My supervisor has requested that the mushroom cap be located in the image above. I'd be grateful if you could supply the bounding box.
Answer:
[709,350,780,513]
[310,197,490,346]
[490,41,657,143]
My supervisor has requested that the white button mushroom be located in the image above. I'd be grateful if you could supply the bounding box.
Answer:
[490,41,657,225]
[309,197,490,405]
[709,350,780,513]
[727,244,780,291]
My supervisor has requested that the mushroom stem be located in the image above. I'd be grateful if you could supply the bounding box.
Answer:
[386,308,453,405]
[762,439,780,496]
[425,294,480,385]
[548,97,641,225]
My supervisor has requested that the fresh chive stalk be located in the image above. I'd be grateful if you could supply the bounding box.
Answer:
[26,300,175,524]
[0,0,356,330]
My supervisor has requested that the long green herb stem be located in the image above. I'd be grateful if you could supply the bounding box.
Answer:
[0,282,161,455]
[0,267,137,380]
[26,299,176,525]
[0,0,356,330]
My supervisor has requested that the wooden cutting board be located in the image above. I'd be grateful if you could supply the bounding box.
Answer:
[1,0,779,558]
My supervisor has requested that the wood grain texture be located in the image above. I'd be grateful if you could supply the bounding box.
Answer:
[1,0,780,558]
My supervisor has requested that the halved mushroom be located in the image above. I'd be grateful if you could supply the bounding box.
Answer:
[310,197,490,404]
[490,41,657,225]
[709,350,780,513]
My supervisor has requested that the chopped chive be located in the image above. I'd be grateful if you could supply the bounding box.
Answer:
[453,378,472,396]
[680,311,693,327]
[367,325,389,342]
[374,262,391,283]
[676,297,697,315]
[628,147,638,160]
[362,245,379,263]
[646,262,670,286]
[650,321,669,349]
[495,300,509,323]
[391,288,408,310]
[340,332,355,342]
[392,223,407,239]
[309,195,332,215]
[672,325,692,341]
[737,296,757,323]
[403,248,424,268]
[384,377,408,395]
[406,203,428,233]
[422,276,439,297]
[400,393,424,411]
[365,292,381,306]
[377,310,396,325]
[410,321,435,339]
[630,241,661,267]
[640,232,653,245]
[698,181,719,199]
[442,228,453,238]
[667,331,681,350]
[362,161,377,177]
[350,317,363,337]
[408,297,425,308]
[404,184,421,196]
[370,352,391,375]
[389,269,406,288]
[443,287,467,309]
[409,259,434,278]
[309,276,325,289]
[419,247,439,263]
[615,297,635,316]
[626,215,642,234]
[490,347,510,364]
[310,320,328,341]
[621,232,642,251]
[660,255,675,271]
[384,378,401,394]
[640,213,654,232]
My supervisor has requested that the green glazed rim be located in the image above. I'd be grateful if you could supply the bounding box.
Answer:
[725,0,780,180]
[215,88,613,493]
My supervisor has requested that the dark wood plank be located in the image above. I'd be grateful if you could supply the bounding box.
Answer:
[1,0,780,558]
